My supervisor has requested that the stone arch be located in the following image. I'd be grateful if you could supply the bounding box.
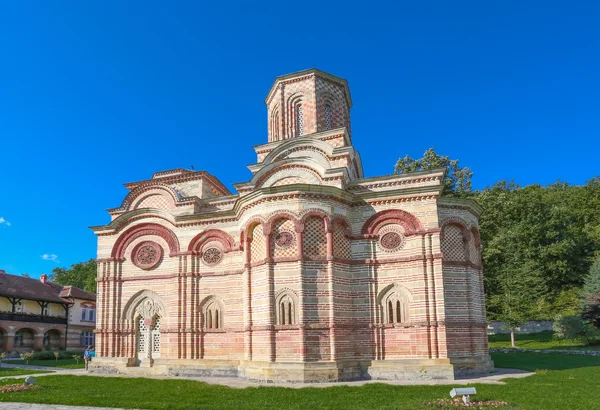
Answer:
[121,290,167,325]
[199,295,226,329]
[262,137,334,168]
[329,214,352,235]
[111,223,180,259]
[275,288,299,325]
[188,229,235,254]
[268,213,299,258]
[377,284,412,324]
[43,329,62,349]
[256,164,323,189]
[269,104,281,142]
[266,211,301,235]
[13,327,35,349]
[120,184,181,211]
[361,209,423,237]
[287,92,305,138]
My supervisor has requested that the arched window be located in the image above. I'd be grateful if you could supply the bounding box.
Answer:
[296,104,304,136]
[379,285,411,325]
[324,104,332,130]
[276,289,298,325]
[202,298,225,330]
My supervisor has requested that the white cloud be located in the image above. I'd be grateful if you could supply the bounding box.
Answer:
[0,217,11,227]
[41,254,59,263]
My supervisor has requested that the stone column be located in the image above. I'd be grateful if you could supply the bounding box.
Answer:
[326,227,337,361]
[243,235,253,361]
[265,231,276,362]
[295,225,306,361]
[5,333,15,352]
[33,334,44,351]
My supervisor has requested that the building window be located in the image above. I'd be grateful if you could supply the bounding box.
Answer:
[296,104,303,136]
[379,285,410,325]
[204,302,222,329]
[81,331,95,346]
[81,305,96,322]
[275,290,298,325]
[325,104,332,130]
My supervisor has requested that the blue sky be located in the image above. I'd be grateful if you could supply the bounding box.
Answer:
[1,1,599,277]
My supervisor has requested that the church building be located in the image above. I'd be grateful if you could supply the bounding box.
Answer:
[90,69,493,382]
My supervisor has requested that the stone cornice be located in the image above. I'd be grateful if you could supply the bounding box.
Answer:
[264,68,352,108]
[438,197,483,217]
[123,169,231,197]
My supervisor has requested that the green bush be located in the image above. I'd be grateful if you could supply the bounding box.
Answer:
[553,315,599,344]
[31,350,85,360]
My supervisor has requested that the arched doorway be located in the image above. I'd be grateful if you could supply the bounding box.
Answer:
[14,328,35,350]
[43,329,62,349]
[136,315,161,365]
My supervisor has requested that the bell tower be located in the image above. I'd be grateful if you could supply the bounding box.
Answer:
[265,69,353,142]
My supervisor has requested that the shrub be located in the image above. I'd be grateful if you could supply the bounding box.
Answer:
[553,315,599,344]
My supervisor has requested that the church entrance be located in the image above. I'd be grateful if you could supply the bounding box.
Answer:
[136,315,161,366]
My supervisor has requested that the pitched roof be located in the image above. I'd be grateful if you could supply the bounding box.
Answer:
[59,286,96,301]
[0,272,95,303]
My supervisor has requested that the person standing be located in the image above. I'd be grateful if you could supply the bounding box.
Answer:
[84,345,93,371]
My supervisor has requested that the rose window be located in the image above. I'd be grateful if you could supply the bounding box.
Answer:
[132,241,163,270]
[202,247,223,266]
[380,232,404,251]
[275,230,295,248]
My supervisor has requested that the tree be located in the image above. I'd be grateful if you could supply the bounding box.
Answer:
[584,258,600,297]
[477,179,600,320]
[583,258,600,331]
[486,229,548,347]
[50,259,97,294]
[394,147,473,197]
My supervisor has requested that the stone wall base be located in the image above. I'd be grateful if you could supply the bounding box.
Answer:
[449,354,495,377]
[89,356,494,383]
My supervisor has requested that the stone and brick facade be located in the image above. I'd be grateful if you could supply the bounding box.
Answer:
[0,271,96,353]
[90,68,493,382]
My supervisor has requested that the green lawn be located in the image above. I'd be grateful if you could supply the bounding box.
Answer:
[0,367,53,377]
[488,331,600,350]
[1,352,600,409]
[2,359,84,369]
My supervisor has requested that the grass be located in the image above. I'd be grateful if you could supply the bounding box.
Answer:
[488,331,600,350]
[1,352,600,409]
[0,367,53,377]
[2,359,84,369]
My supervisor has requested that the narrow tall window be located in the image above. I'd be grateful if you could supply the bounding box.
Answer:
[388,301,393,324]
[207,310,213,329]
[396,301,402,323]
[325,104,332,130]
[296,104,303,136]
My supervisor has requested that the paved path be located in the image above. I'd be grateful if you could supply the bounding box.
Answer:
[0,404,132,410]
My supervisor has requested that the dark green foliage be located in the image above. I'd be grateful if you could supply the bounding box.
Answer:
[477,178,600,320]
[30,350,84,361]
[395,147,473,197]
[584,258,600,297]
[49,259,97,294]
